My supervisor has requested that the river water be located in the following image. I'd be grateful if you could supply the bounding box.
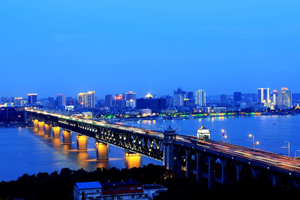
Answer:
[1,115,300,182]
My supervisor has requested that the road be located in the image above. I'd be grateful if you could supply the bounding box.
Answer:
[28,109,300,173]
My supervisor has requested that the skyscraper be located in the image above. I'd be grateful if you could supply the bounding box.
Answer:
[28,93,37,104]
[56,94,66,107]
[105,94,113,108]
[277,87,292,109]
[125,91,136,108]
[173,88,184,107]
[78,93,87,108]
[195,90,206,107]
[87,91,95,109]
[14,97,24,106]
[113,94,125,111]
[257,88,270,105]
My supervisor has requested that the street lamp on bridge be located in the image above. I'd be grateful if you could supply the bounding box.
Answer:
[221,129,227,150]
[248,134,259,157]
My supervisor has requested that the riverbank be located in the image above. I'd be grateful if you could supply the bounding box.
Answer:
[0,164,298,200]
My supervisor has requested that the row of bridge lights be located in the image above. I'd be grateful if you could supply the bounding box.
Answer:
[221,129,300,171]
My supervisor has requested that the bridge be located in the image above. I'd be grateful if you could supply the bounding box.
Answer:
[27,109,300,189]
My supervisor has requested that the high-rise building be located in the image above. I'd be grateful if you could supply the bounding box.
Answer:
[257,88,270,105]
[277,87,292,109]
[87,91,95,109]
[105,94,113,108]
[56,94,66,107]
[173,88,184,107]
[233,92,242,102]
[195,90,206,107]
[14,97,24,106]
[113,94,125,111]
[272,90,277,106]
[28,93,38,104]
[78,93,87,108]
[125,91,136,108]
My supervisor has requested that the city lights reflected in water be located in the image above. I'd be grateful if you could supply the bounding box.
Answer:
[125,152,141,169]
[6,114,299,182]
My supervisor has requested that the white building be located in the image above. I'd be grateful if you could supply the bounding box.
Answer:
[78,93,87,107]
[74,181,102,200]
[195,90,206,107]
[87,91,96,109]
[257,88,270,106]
[277,87,292,109]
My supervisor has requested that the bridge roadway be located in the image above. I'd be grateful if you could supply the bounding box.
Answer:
[27,109,300,172]
[27,109,300,187]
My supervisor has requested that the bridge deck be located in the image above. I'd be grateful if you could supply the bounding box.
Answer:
[28,109,300,175]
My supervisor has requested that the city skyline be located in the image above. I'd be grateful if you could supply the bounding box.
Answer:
[1,0,299,98]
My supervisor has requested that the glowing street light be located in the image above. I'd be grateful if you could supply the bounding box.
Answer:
[248,134,259,157]
[281,141,291,157]
[221,129,227,149]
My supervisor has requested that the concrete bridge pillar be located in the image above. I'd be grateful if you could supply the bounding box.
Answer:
[96,142,109,161]
[38,121,45,132]
[196,152,203,183]
[77,134,88,150]
[235,163,243,183]
[185,149,191,178]
[52,127,61,139]
[62,130,72,144]
[220,158,228,184]
[44,124,52,136]
[33,120,39,130]
[272,173,280,187]
[207,155,215,189]
[124,151,141,169]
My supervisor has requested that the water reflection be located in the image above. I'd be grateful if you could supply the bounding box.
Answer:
[124,152,141,169]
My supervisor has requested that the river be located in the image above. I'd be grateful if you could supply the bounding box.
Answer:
[1,115,299,182]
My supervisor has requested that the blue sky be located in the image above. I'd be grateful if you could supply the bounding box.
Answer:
[0,0,299,98]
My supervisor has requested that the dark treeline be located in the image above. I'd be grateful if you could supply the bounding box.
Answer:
[0,164,300,200]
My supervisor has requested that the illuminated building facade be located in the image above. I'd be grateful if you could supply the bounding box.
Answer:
[113,94,126,111]
[258,88,270,106]
[195,90,206,107]
[87,91,95,109]
[173,88,185,107]
[14,97,24,106]
[28,93,37,104]
[277,87,292,109]
[125,91,136,108]
[78,93,87,108]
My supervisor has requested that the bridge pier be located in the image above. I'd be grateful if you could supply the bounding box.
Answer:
[77,134,88,150]
[44,124,52,136]
[38,121,45,132]
[124,151,141,169]
[207,155,215,189]
[220,158,228,184]
[52,127,61,138]
[62,130,72,144]
[33,119,39,130]
[96,142,109,161]
[196,152,203,183]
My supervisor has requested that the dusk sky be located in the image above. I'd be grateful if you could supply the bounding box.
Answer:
[1,0,299,98]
